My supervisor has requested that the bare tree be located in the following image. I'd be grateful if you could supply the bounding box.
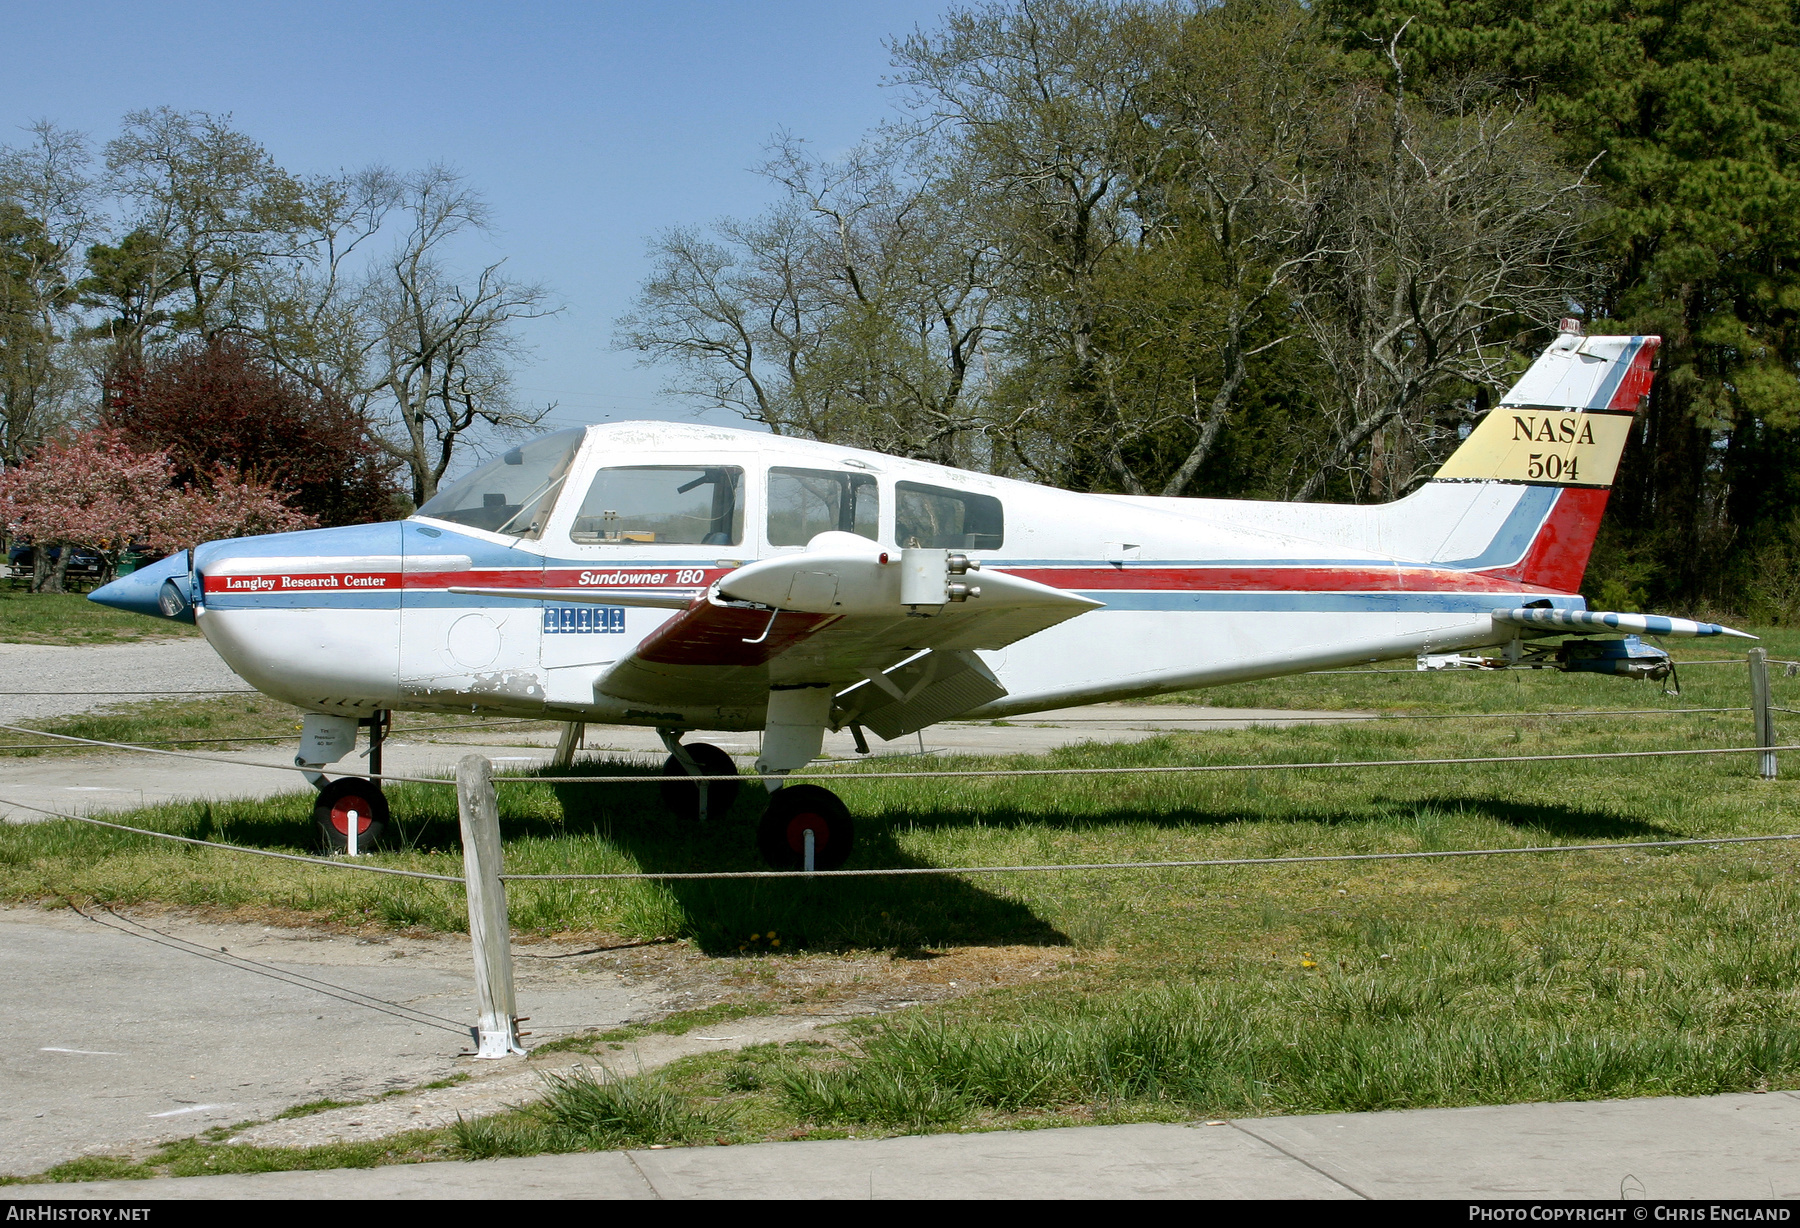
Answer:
[359,167,558,504]
[1289,34,1597,501]
[891,0,1164,484]
[620,137,1000,466]
[252,164,403,401]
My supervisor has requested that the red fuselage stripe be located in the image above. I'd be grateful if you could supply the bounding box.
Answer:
[203,561,1566,599]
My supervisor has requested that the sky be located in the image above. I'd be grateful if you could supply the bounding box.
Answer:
[0,0,956,443]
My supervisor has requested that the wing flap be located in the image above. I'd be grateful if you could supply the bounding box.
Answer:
[837,649,1009,741]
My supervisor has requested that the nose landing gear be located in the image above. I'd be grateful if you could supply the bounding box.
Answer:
[298,710,391,852]
[315,775,390,852]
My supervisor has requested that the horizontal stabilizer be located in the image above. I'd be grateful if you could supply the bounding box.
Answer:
[1492,608,1756,639]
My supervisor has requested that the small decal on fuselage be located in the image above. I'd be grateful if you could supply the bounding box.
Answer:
[545,605,627,634]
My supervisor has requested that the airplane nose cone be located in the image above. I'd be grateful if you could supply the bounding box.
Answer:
[89,551,193,621]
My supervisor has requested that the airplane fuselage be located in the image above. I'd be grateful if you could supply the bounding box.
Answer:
[181,421,1580,737]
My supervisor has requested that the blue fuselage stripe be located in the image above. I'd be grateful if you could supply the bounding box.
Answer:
[1078,592,1583,614]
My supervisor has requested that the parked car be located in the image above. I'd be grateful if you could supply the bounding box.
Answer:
[8,544,105,580]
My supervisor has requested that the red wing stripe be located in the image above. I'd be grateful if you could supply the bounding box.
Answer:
[633,603,841,667]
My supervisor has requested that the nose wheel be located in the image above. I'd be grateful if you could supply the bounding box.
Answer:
[314,776,389,852]
[757,784,853,870]
[659,740,742,820]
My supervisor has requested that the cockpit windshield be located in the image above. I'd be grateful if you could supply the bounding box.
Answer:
[413,429,585,537]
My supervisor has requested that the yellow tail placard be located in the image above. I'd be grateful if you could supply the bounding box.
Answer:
[1434,408,1632,487]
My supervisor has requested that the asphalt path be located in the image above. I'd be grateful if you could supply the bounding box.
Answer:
[0,706,1361,823]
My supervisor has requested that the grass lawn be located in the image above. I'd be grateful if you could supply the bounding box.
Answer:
[0,590,201,645]
[5,635,1800,1171]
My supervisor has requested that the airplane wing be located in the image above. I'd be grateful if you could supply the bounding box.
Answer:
[593,532,1103,725]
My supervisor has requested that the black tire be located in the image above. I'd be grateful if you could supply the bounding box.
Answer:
[659,742,741,818]
[756,784,853,870]
[314,777,389,852]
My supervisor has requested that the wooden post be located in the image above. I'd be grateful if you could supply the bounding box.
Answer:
[1750,647,1778,780]
[457,754,523,1058]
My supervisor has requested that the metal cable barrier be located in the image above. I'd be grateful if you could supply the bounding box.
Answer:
[0,795,460,881]
[989,707,1753,723]
[71,903,472,1036]
[8,708,1797,1057]
[8,783,1800,886]
[3,720,1798,788]
[498,832,1800,881]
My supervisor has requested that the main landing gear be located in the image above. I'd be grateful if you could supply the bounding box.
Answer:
[658,719,856,871]
[756,784,854,871]
[658,732,742,822]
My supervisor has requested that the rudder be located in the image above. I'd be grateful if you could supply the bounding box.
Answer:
[1431,325,1659,592]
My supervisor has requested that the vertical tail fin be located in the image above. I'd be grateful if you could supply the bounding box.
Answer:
[1430,325,1659,592]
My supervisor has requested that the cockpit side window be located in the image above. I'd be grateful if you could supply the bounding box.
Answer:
[414,429,585,538]
[895,481,1004,550]
[571,466,746,546]
[767,467,878,546]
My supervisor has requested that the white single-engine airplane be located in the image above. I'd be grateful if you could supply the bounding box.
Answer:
[92,322,1749,868]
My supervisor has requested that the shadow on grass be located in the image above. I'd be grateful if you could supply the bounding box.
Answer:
[1400,794,1674,841]
[822,795,1673,843]
[189,759,1068,956]
[119,752,1671,953]
[537,765,1069,955]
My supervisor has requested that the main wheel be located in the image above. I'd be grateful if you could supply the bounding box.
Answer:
[314,776,389,852]
[659,742,741,818]
[757,784,854,870]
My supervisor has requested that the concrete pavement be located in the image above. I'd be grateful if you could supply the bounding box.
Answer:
[0,905,664,1175]
[19,1091,1800,1199]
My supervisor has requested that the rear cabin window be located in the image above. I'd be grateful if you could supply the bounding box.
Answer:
[414,428,584,538]
[895,481,1004,550]
[571,466,745,546]
[767,467,878,546]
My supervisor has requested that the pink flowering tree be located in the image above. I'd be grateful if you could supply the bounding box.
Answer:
[148,465,320,552]
[0,430,315,591]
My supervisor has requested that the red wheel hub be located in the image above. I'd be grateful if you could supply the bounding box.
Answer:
[330,798,375,835]
[785,813,830,853]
